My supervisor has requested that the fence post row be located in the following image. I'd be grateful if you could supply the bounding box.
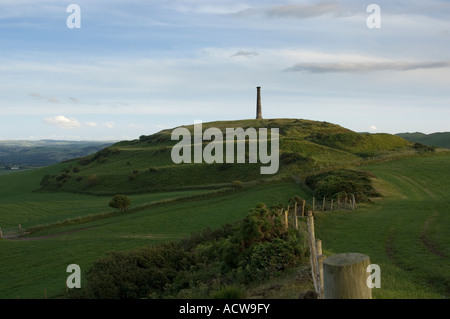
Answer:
[305,208,372,299]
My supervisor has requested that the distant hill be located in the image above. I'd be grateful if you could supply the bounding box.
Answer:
[38,118,417,195]
[396,132,450,149]
[0,140,115,167]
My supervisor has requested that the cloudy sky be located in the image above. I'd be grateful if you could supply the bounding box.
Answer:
[1,0,449,140]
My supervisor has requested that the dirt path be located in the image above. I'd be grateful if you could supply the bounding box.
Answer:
[397,175,437,199]
[421,212,446,258]
[3,225,97,241]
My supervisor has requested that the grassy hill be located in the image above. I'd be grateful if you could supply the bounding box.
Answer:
[38,118,414,195]
[0,118,449,299]
[396,132,450,149]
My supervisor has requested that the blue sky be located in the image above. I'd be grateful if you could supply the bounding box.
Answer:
[1,0,449,140]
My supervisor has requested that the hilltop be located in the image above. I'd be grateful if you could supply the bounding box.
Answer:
[396,132,450,149]
[37,118,415,195]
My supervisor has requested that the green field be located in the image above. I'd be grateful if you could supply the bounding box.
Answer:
[315,153,450,298]
[0,119,448,299]
[0,170,306,298]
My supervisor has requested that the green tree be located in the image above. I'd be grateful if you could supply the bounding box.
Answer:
[109,194,131,212]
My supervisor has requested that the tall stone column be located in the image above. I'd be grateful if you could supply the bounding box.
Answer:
[256,86,262,119]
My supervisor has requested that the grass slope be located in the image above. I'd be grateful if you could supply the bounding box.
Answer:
[314,152,450,298]
[397,132,450,149]
[1,118,447,299]
[0,165,307,298]
[38,118,413,195]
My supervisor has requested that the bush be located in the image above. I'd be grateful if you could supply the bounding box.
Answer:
[237,236,302,283]
[413,142,435,154]
[280,152,307,165]
[109,194,131,212]
[86,174,99,187]
[69,201,308,299]
[305,169,379,201]
[70,243,195,299]
[239,203,285,247]
[40,174,52,186]
[212,285,246,299]
[96,156,107,164]
[56,173,70,181]
[231,180,243,189]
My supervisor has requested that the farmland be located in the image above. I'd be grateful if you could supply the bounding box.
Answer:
[0,119,448,299]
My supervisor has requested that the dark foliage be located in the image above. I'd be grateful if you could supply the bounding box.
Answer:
[68,202,307,299]
[305,169,379,201]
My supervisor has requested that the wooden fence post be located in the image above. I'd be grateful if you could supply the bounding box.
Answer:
[294,202,298,230]
[323,253,372,299]
[284,208,289,229]
[307,211,319,294]
[312,197,315,212]
[330,199,334,211]
[302,200,306,217]
[352,194,356,210]
[322,197,326,211]
[316,239,326,299]
[0,227,3,239]
[18,224,24,236]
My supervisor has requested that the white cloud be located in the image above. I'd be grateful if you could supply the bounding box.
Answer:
[369,125,377,132]
[104,122,115,129]
[284,61,450,73]
[230,1,344,19]
[85,122,99,127]
[44,115,81,129]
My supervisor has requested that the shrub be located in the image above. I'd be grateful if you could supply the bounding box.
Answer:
[280,152,307,165]
[56,173,70,181]
[413,142,435,154]
[240,203,286,247]
[109,194,131,212]
[78,158,92,166]
[40,174,52,186]
[231,180,243,189]
[96,156,107,164]
[212,285,246,299]
[69,201,308,299]
[305,169,379,201]
[70,243,195,299]
[237,237,302,283]
[86,174,99,187]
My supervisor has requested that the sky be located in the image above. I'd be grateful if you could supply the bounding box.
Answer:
[1,0,449,141]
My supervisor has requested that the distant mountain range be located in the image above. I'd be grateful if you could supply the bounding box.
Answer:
[0,140,115,167]
[396,132,450,149]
